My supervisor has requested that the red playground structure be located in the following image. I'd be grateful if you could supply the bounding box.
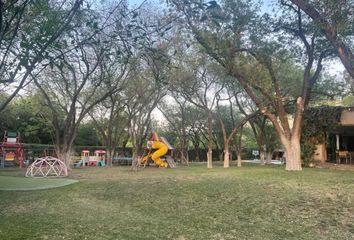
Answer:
[0,131,24,168]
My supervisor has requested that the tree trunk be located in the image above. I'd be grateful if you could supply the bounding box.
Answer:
[283,138,302,171]
[180,134,189,165]
[131,147,140,171]
[236,126,243,167]
[236,151,242,167]
[207,111,213,169]
[57,148,73,170]
[106,149,115,166]
[120,138,127,155]
[223,142,230,168]
[180,149,189,165]
[266,151,272,165]
[218,150,223,162]
[260,150,266,165]
[207,149,212,168]
[195,147,200,162]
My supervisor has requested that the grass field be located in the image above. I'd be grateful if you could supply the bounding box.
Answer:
[0,163,353,240]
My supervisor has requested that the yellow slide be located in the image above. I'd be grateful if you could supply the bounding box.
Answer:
[141,140,168,168]
[151,140,168,167]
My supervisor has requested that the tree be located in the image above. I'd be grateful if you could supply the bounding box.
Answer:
[126,68,166,171]
[215,91,258,167]
[170,0,332,170]
[89,93,129,166]
[0,0,83,112]
[288,0,354,80]
[185,106,208,161]
[158,95,190,165]
[233,90,279,165]
[33,4,131,167]
[176,59,224,168]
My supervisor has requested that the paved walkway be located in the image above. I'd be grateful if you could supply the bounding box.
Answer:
[242,159,284,165]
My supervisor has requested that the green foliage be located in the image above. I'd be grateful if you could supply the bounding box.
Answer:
[301,106,342,166]
[75,121,102,146]
[309,0,354,35]
[0,94,53,144]
[311,73,350,104]
[342,96,354,107]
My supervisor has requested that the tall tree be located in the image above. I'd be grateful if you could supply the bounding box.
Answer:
[89,93,129,166]
[176,60,224,168]
[215,91,258,167]
[158,95,190,165]
[127,68,166,171]
[185,106,208,161]
[33,3,131,167]
[234,91,279,165]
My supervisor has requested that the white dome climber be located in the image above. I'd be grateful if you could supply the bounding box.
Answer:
[26,156,68,178]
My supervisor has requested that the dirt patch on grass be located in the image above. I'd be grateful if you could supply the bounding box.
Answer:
[316,162,354,171]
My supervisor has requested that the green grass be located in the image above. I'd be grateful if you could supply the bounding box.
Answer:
[0,163,354,239]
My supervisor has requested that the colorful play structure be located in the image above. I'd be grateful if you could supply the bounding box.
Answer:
[74,149,106,168]
[141,132,176,168]
[0,131,24,168]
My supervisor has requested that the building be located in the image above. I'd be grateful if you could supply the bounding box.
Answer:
[313,107,354,164]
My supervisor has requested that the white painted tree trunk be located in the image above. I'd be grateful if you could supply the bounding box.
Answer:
[266,152,272,165]
[223,148,230,168]
[57,149,73,170]
[260,150,265,165]
[207,149,212,169]
[106,149,115,166]
[283,138,302,171]
[237,151,242,167]
[131,149,140,171]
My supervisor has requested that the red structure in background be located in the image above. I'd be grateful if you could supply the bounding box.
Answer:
[0,131,24,168]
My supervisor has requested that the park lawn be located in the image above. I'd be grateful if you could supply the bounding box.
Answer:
[0,163,353,240]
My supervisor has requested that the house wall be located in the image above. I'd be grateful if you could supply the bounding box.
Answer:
[340,110,354,125]
[313,144,327,162]
[310,109,354,163]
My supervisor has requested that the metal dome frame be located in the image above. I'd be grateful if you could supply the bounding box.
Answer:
[26,156,68,178]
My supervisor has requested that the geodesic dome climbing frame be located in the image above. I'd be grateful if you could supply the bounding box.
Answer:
[26,156,68,178]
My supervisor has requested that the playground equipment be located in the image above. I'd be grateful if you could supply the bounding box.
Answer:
[141,132,176,168]
[74,149,106,168]
[26,156,68,178]
[0,131,24,168]
[94,150,106,166]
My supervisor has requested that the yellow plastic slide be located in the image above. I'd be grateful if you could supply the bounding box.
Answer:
[151,140,168,167]
[141,140,168,167]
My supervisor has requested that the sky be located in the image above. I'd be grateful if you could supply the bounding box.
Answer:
[128,0,156,7]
